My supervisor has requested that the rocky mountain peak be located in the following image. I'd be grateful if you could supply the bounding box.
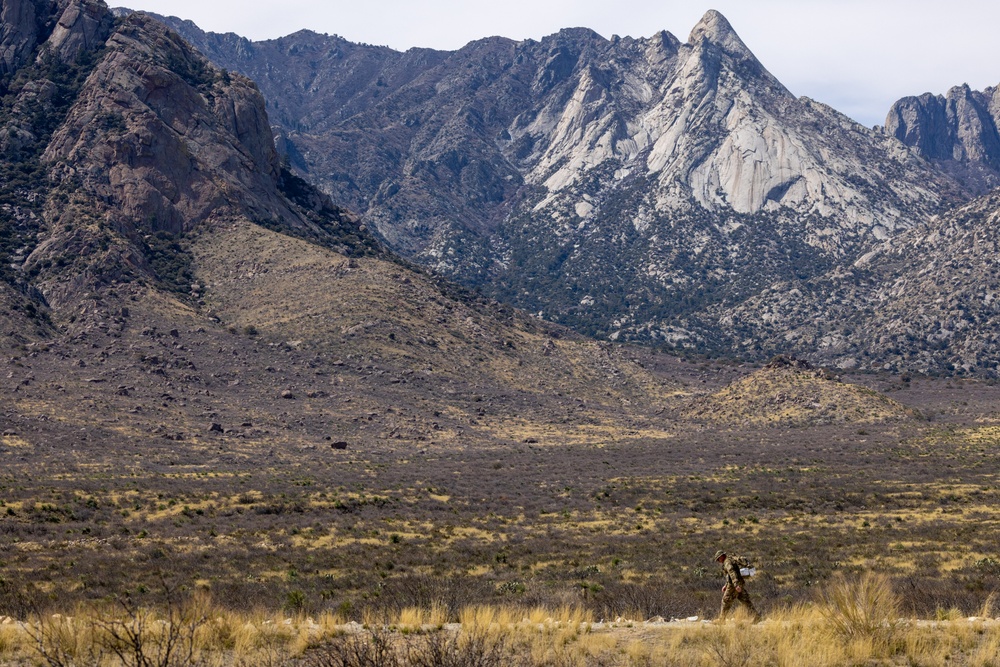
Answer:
[643,29,681,58]
[887,82,1000,193]
[0,2,380,315]
[0,0,113,75]
[688,9,750,57]
[548,26,606,44]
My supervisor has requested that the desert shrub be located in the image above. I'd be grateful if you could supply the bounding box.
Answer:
[593,579,698,621]
[93,592,207,667]
[302,624,399,667]
[405,628,513,667]
[143,231,195,294]
[819,572,900,650]
[0,577,40,620]
[368,576,496,620]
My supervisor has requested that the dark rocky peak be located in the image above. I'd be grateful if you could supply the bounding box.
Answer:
[643,29,682,60]
[886,92,952,159]
[944,84,1000,165]
[536,27,611,64]
[545,26,607,45]
[262,28,399,60]
[43,10,287,227]
[887,82,1000,193]
[444,34,517,72]
[524,28,611,92]
[146,12,436,133]
[8,8,379,311]
[2,0,112,76]
[271,29,341,54]
[272,27,320,42]
[138,9,257,62]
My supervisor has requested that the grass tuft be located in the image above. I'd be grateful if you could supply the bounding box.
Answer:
[819,572,900,652]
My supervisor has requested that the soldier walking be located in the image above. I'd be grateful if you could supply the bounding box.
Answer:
[715,550,760,622]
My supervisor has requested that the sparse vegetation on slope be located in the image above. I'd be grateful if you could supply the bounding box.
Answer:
[684,357,915,426]
[723,188,1000,375]
[189,220,679,409]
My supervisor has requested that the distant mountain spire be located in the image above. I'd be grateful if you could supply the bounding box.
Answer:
[688,9,754,60]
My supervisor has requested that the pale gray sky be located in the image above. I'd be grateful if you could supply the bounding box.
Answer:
[117,0,1000,127]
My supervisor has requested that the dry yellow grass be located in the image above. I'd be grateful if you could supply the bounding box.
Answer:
[3,591,1000,667]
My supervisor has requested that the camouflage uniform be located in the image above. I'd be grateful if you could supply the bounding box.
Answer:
[716,551,760,622]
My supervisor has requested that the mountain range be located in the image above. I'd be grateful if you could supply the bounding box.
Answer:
[148,8,1000,373]
[3,1,1000,377]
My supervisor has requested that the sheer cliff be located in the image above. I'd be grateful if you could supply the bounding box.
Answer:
[887,83,1000,194]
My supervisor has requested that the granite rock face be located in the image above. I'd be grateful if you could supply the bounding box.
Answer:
[886,84,1000,194]
[0,0,113,75]
[41,13,293,235]
[40,0,115,63]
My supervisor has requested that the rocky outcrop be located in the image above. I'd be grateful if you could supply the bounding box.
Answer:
[886,84,1000,193]
[0,0,115,159]
[0,0,44,76]
[41,12,296,235]
[39,0,114,63]
[0,2,377,314]
[1,0,115,76]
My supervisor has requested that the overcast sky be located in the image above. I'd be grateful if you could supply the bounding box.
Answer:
[117,0,1000,128]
